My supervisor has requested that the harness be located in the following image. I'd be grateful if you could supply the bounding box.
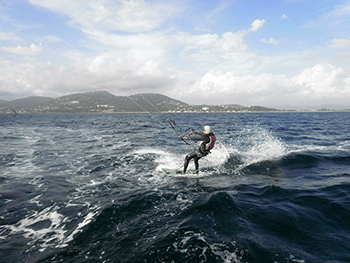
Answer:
[206,135,216,150]
[200,134,216,156]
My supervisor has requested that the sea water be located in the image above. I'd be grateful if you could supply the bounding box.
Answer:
[1,112,350,263]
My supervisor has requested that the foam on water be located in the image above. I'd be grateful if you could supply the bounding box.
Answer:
[3,205,68,251]
[133,140,230,175]
[132,126,291,177]
[64,210,99,247]
[240,127,287,159]
[203,141,230,168]
[172,230,244,263]
[0,195,100,252]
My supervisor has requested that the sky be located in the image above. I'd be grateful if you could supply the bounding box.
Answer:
[0,0,350,109]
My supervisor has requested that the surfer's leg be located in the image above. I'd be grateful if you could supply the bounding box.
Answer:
[183,151,196,173]
[193,156,202,174]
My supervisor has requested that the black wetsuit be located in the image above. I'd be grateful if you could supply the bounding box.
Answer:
[183,131,216,173]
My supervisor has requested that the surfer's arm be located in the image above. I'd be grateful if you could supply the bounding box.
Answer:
[183,131,205,141]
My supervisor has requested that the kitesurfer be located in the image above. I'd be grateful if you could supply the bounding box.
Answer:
[182,125,216,174]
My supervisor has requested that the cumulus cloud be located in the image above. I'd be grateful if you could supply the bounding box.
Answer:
[0,49,176,99]
[178,18,265,65]
[249,19,266,32]
[293,64,345,95]
[174,63,350,108]
[2,1,268,100]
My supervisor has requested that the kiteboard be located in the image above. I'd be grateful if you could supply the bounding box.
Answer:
[161,168,198,175]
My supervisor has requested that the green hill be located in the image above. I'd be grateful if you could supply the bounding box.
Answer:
[0,91,277,113]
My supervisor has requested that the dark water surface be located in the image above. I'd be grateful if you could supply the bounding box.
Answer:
[1,112,350,263]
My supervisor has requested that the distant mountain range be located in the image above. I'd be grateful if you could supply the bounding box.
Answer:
[0,91,278,113]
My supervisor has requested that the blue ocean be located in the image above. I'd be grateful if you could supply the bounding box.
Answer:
[1,112,350,263]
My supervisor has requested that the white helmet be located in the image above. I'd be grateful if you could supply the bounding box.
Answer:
[204,125,212,133]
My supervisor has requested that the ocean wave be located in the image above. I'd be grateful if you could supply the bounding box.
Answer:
[44,184,350,263]
[2,113,350,263]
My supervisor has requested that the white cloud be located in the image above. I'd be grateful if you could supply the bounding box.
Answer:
[86,54,175,91]
[179,70,290,105]
[0,7,268,99]
[261,38,279,45]
[329,38,350,49]
[0,49,176,99]
[0,31,22,42]
[249,19,266,32]
[181,31,247,54]
[178,18,266,64]
[0,43,42,55]
[174,63,350,107]
[293,63,345,96]
[84,31,171,63]
[281,14,288,19]
[29,0,182,33]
